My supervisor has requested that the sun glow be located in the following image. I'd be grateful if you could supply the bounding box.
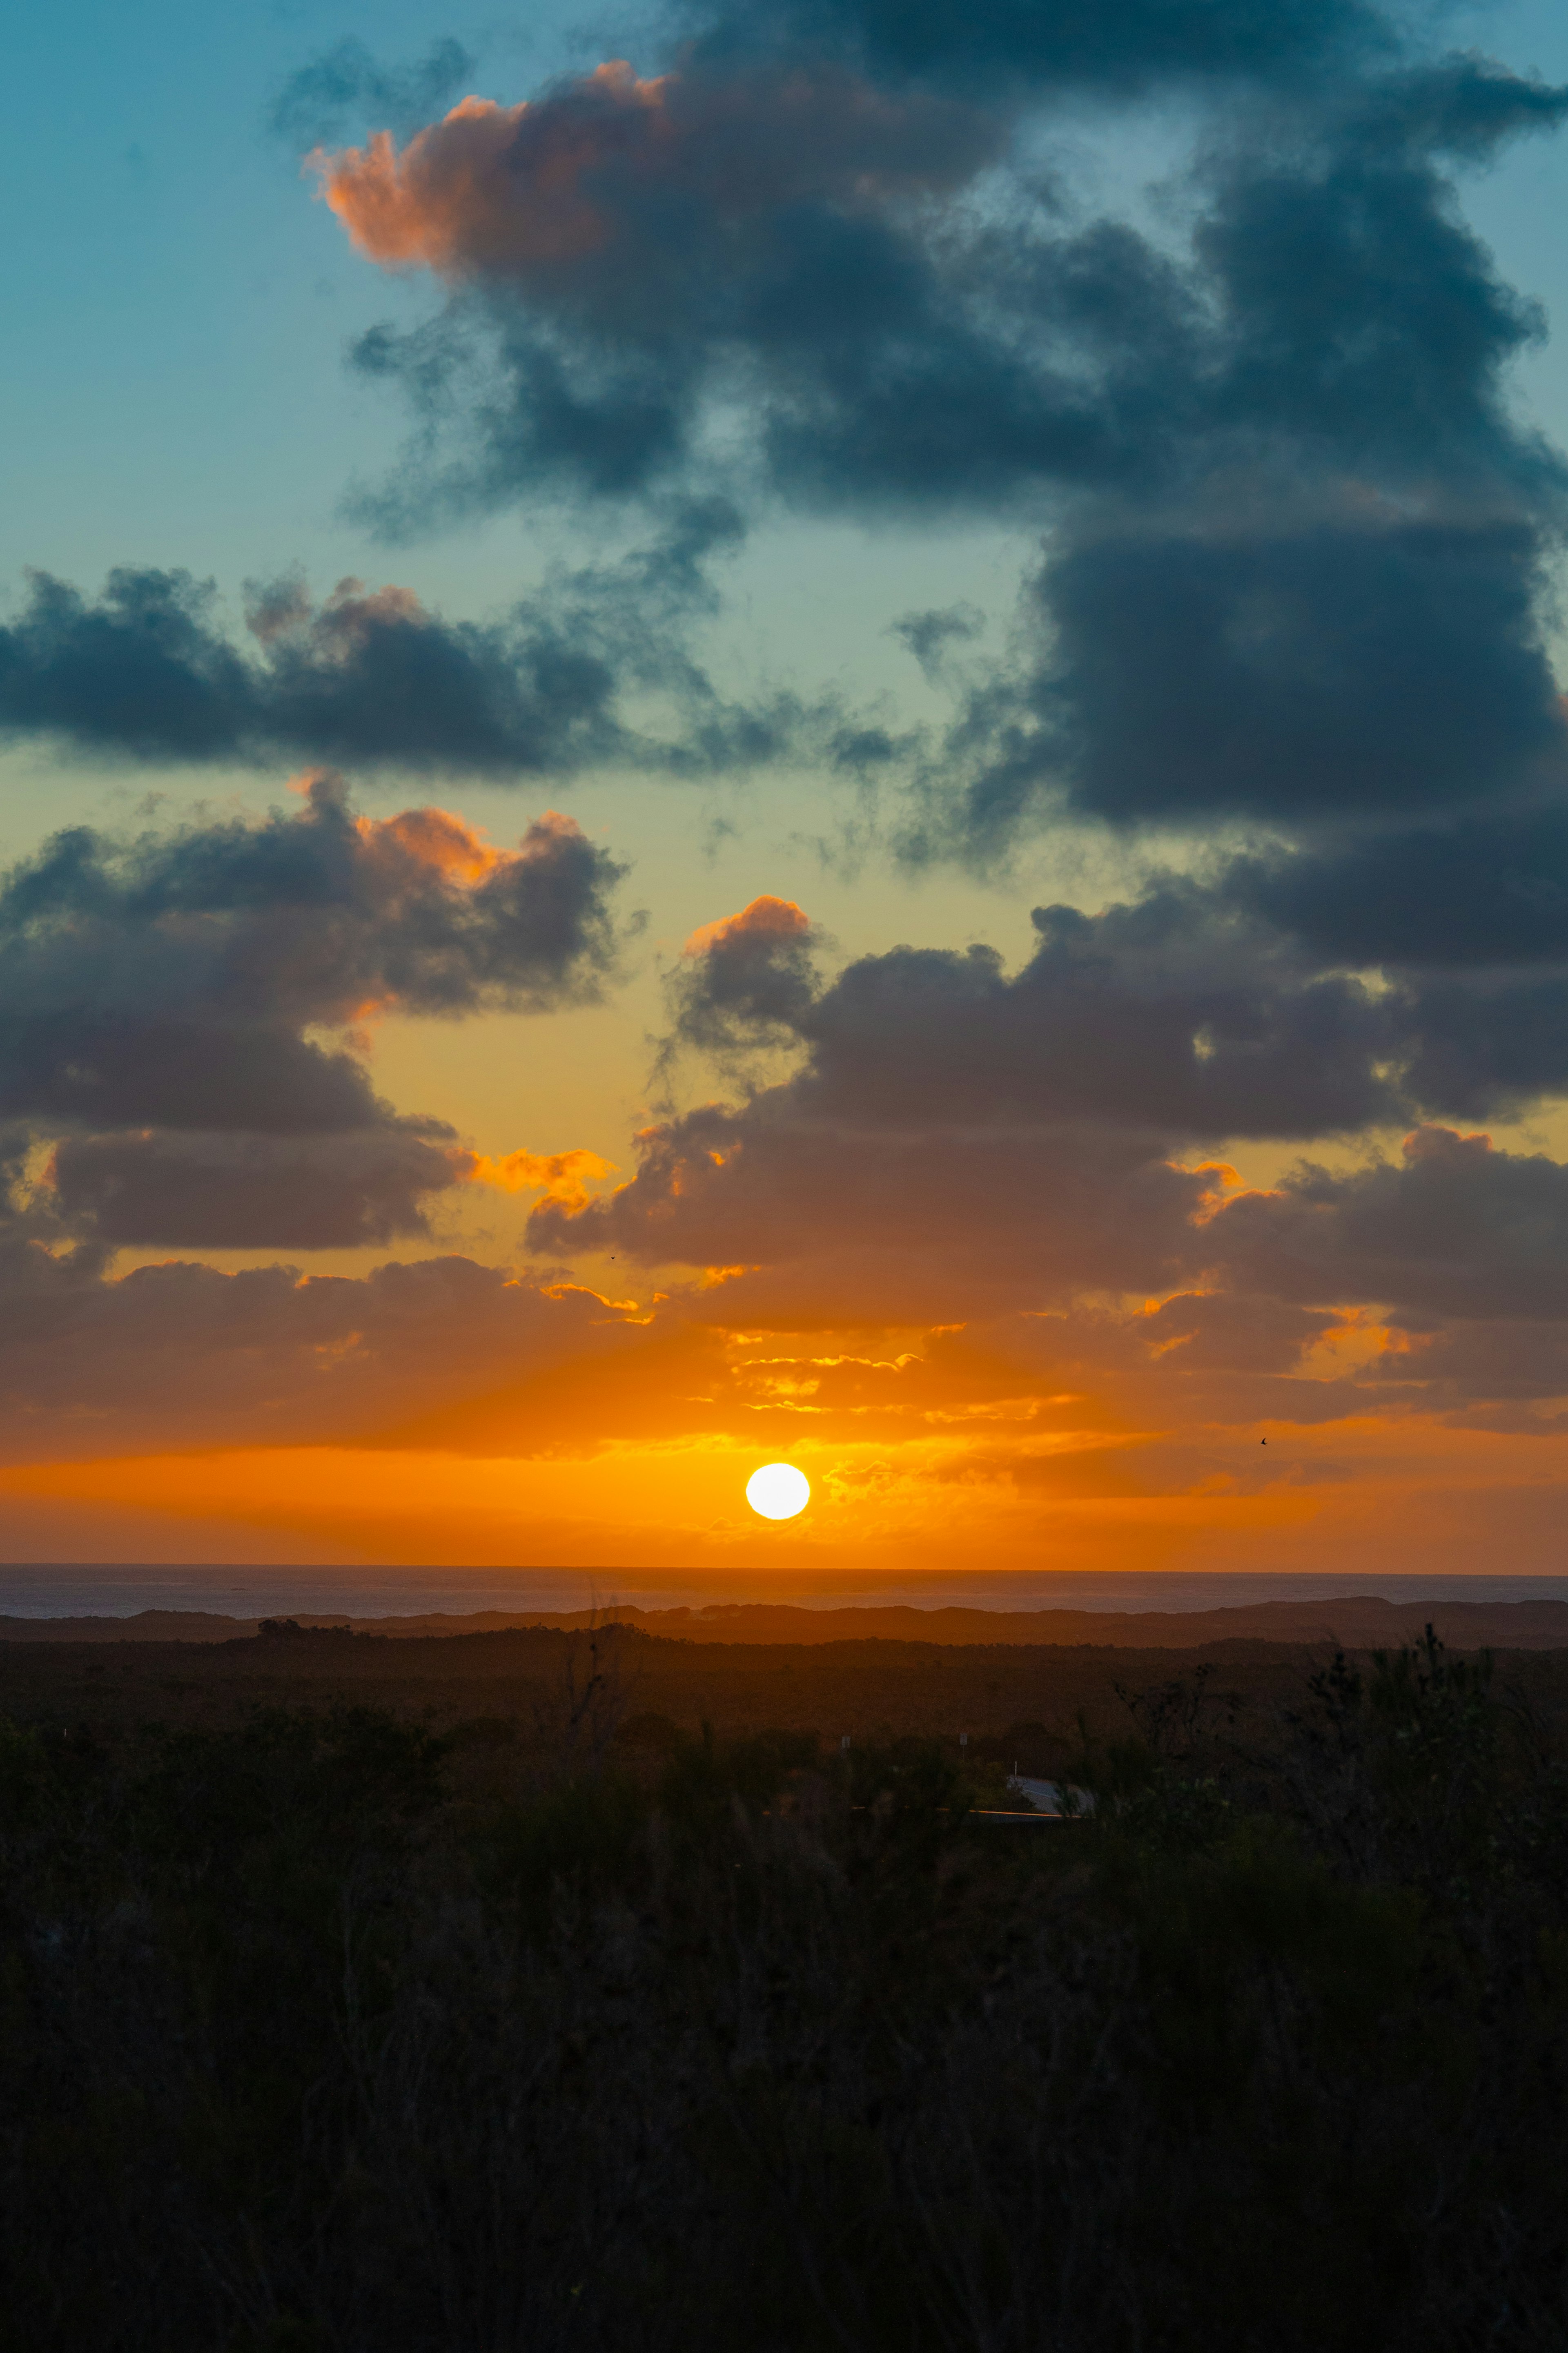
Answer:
[746,1461,811,1520]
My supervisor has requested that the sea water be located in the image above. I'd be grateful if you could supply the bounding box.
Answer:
[1,1561,1566,1621]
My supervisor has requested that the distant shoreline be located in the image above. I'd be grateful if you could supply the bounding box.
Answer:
[3,1563,1568,1624]
[6,1590,1568,1650]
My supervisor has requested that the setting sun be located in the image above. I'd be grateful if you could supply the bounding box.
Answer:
[745,1462,811,1521]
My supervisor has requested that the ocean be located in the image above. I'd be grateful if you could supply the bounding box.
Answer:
[2,1562,1566,1621]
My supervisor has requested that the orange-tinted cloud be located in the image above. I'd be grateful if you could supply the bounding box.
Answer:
[343,800,595,952]
[357,804,504,885]
[467,1145,616,1210]
[311,71,669,274]
[666,896,822,1066]
[682,896,812,959]
[310,62,998,289]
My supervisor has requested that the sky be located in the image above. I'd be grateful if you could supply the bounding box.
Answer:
[7,0,1568,1578]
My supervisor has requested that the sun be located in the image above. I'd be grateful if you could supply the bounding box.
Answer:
[746,1462,811,1520]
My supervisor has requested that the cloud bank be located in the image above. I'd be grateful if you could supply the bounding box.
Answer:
[0,502,850,780]
[523,874,1568,1431]
[0,775,621,1252]
[298,14,1568,898]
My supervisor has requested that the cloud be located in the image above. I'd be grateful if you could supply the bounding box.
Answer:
[311,32,1568,880]
[532,877,1402,1325]
[0,504,841,780]
[526,876,1568,1394]
[326,54,1034,513]
[679,0,1387,98]
[664,882,1402,1139]
[1186,827,1568,1120]
[310,62,994,284]
[0,1238,654,1460]
[660,854,1568,1144]
[1205,823,1568,1120]
[468,1145,615,1210]
[0,773,622,1049]
[313,19,1531,514]
[528,1094,1219,1321]
[993,516,1567,831]
[900,58,1568,847]
[1396,974,1568,1120]
[1207,1124,1568,1324]
[47,1126,464,1250]
[8,0,1568,1498]
[891,604,983,684]
[327,61,1192,515]
[271,36,474,150]
[0,1015,385,1139]
[666,895,823,1063]
[0,777,623,1251]
[536,886,1298,1313]
[1231,813,1568,970]
[517,1081,1568,1416]
[10,1123,1568,1489]
[0,562,621,773]
[318,47,1566,523]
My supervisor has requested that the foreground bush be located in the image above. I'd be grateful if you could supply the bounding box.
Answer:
[1,1639,1566,2351]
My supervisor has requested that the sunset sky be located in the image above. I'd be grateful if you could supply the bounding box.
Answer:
[7,0,1568,1577]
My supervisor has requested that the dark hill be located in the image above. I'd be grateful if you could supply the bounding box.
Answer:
[5,1595,1568,1648]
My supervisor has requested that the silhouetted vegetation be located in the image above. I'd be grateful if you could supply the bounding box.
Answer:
[3,1628,1567,2349]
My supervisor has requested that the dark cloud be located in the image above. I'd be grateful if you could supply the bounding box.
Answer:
[0,777,623,1251]
[316,58,1001,298]
[664,863,1568,1135]
[0,1017,384,1137]
[326,58,1065,516]
[311,35,1568,869]
[891,604,983,684]
[49,1126,462,1250]
[327,77,1200,516]
[1201,823,1568,1118]
[0,504,835,781]
[1381,973,1568,1123]
[538,878,1384,1316]
[663,895,824,1068]
[984,515,1566,832]
[524,1046,1568,1402]
[1125,1288,1337,1377]
[12,0,1564,1426]
[1207,1124,1568,1324]
[0,1235,650,1459]
[528,1093,1215,1320]
[1348,1315,1568,1411]
[528,877,1568,1387]
[530,884,1372,1325]
[911,57,1568,843]
[0,773,622,1053]
[271,36,475,149]
[349,310,700,511]
[0,562,618,774]
[318,49,1566,517]
[1195,61,1563,471]
[681,0,1388,98]
[664,881,1401,1139]
[1232,812,1568,970]
[303,27,1568,903]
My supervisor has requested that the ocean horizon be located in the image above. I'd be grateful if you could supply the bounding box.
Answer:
[3,1562,1567,1620]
